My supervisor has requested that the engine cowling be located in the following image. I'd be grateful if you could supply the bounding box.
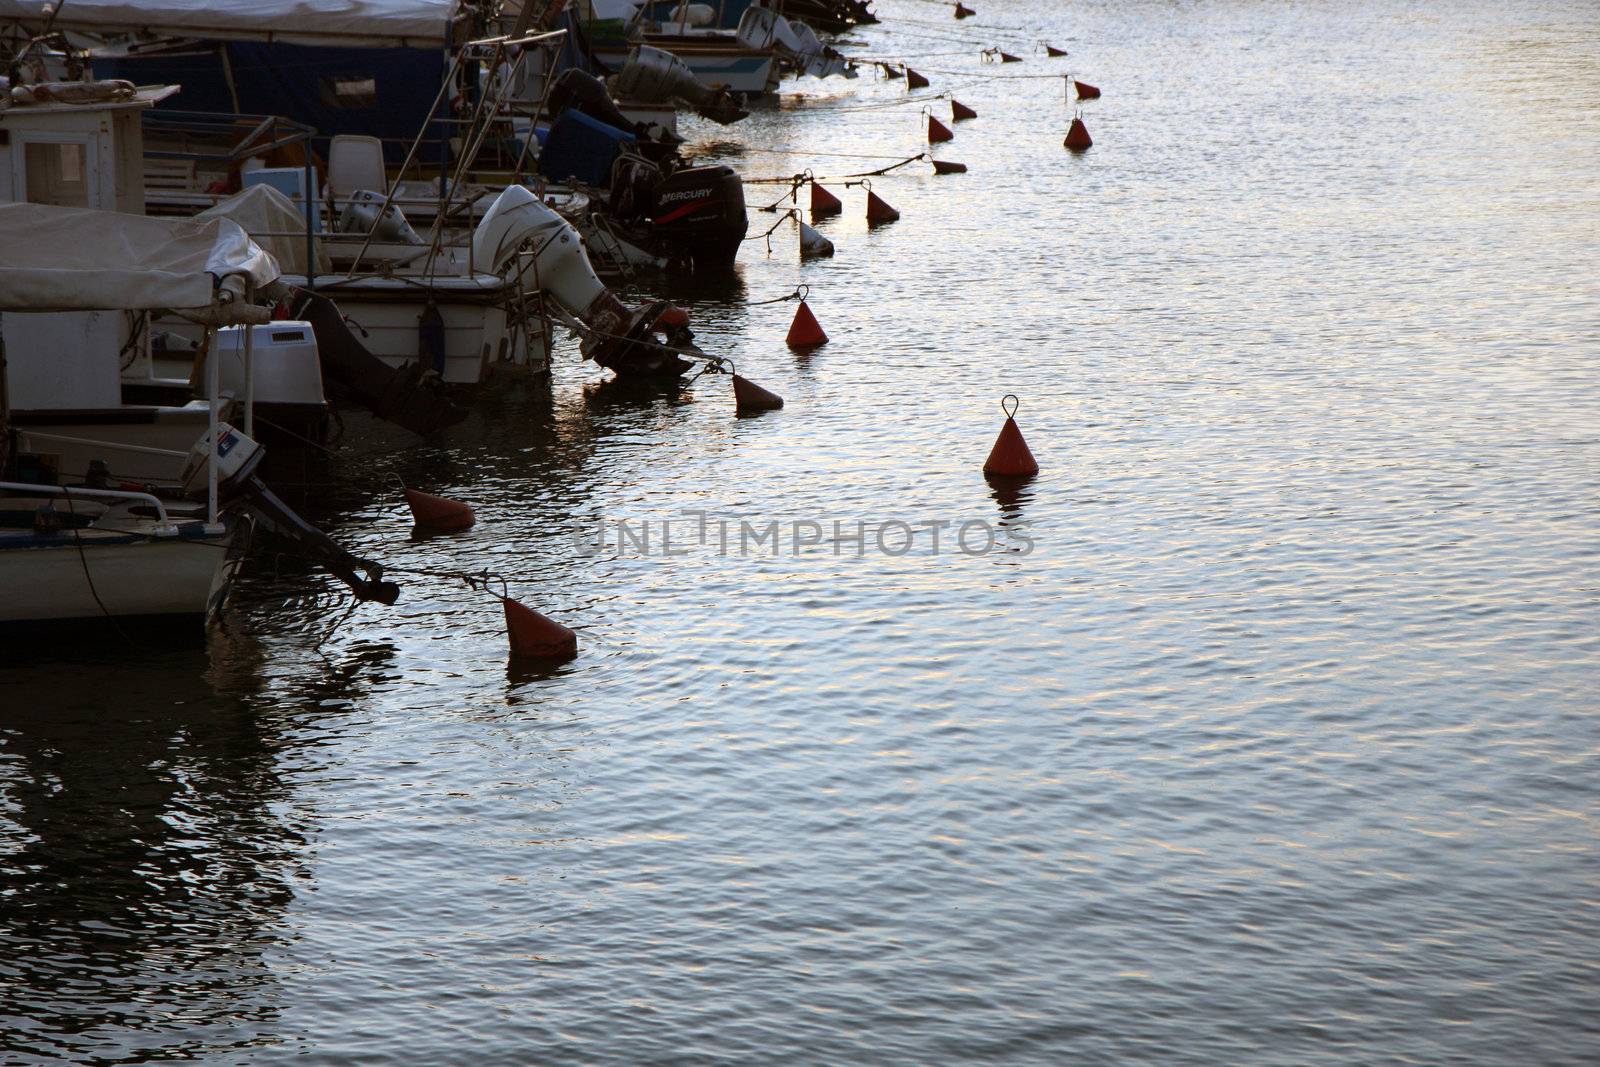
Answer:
[648,165,749,273]
[472,185,699,376]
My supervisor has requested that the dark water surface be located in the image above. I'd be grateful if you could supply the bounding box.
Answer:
[4,1,1599,1062]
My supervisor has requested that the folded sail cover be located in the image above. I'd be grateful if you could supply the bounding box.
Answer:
[0,0,462,48]
[0,203,279,313]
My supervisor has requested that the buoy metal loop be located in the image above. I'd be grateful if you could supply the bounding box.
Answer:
[1001,394,1020,419]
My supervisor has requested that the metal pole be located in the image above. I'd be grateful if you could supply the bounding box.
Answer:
[304,143,317,290]
[205,327,219,527]
[242,323,255,438]
[0,311,10,477]
[346,49,469,278]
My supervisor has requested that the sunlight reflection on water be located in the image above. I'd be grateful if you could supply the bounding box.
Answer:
[3,0,1599,1063]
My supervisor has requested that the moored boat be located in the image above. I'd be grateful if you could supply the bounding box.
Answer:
[0,202,399,630]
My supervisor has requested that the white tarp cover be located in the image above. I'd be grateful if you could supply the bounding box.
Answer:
[0,0,460,48]
[0,202,279,312]
[196,184,330,276]
[579,0,644,20]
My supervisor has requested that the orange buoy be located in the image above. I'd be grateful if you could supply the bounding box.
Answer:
[905,67,930,89]
[953,2,974,17]
[1074,79,1101,99]
[1045,44,1068,58]
[951,98,978,121]
[786,300,829,348]
[502,597,578,661]
[403,487,475,531]
[810,181,842,217]
[999,52,1021,63]
[1064,116,1092,151]
[866,189,900,225]
[928,114,954,143]
[733,374,785,412]
[931,159,967,174]
[983,395,1039,477]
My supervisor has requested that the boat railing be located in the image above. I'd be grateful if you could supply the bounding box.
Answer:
[0,481,181,537]
[143,109,322,289]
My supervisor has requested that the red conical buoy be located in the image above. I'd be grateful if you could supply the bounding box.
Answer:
[953,2,974,17]
[866,189,900,225]
[905,67,929,89]
[733,374,785,413]
[1045,44,1067,58]
[928,114,954,143]
[951,98,978,121]
[999,52,1021,63]
[983,395,1039,477]
[931,159,967,174]
[403,487,475,531]
[1064,116,1092,151]
[502,597,578,661]
[810,181,842,217]
[786,300,828,348]
[1074,79,1101,100]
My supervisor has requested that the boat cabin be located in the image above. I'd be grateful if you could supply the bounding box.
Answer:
[0,85,231,483]
[0,83,176,213]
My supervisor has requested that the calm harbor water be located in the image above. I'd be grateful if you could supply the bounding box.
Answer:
[4,0,1599,1062]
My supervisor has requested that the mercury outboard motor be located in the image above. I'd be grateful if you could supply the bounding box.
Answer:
[647,165,749,273]
[181,424,399,604]
[472,185,702,378]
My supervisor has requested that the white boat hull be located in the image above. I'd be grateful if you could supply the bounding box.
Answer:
[288,275,552,385]
[9,402,217,485]
[0,518,242,625]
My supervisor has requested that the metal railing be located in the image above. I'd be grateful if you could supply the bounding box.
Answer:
[0,480,182,537]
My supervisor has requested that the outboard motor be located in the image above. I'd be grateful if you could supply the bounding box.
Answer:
[337,190,423,243]
[181,424,399,604]
[548,68,641,140]
[738,6,857,79]
[548,70,685,166]
[609,155,663,222]
[610,45,749,125]
[472,185,701,377]
[286,289,467,435]
[647,165,749,273]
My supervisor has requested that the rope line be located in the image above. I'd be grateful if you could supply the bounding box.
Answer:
[776,89,957,113]
[912,65,1069,80]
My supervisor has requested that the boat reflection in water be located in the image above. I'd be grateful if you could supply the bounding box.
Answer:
[0,632,391,1062]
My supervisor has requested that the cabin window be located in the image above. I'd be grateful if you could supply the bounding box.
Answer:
[24,141,89,207]
[321,76,379,109]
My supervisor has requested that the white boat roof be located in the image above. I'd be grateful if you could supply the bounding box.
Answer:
[0,83,180,117]
[0,0,462,49]
[0,203,279,321]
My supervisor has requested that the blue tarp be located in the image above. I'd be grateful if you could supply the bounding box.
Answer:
[96,44,455,164]
[538,110,635,186]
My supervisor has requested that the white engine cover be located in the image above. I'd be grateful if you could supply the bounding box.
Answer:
[212,322,327,407]
[181,422,264,498]
[472,185,609,319]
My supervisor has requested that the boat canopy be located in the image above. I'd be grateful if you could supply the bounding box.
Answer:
[0,0,465,49]
[0,203,278,322]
